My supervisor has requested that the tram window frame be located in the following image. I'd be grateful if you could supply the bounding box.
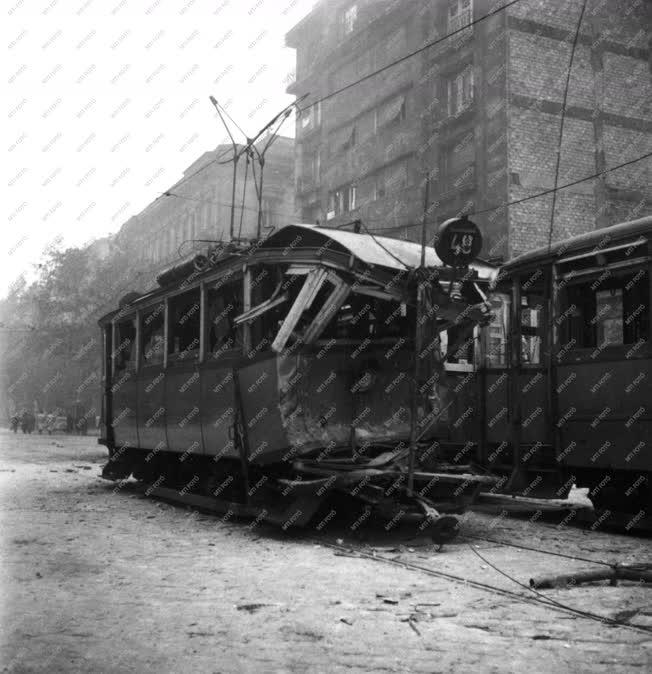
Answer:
[520,292,544,367]
[482,291,510,368]
[140,302,166,367]
[440,323,478,372]
[113,315,137,375]
[561,266,649,352]
[249,264,285,352]
[167,287,201,364]
[206,273,243,358]
[314,291,414,343]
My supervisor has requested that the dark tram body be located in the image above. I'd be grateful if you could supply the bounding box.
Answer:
[98,224,498,534]
[470,216,650,518]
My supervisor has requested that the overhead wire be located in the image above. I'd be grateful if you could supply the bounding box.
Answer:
[467,543,652,634]
[162,190,298,222]
[366,152,652,233]
[547,0,588,250]
[357,220,413,269]
[296,0,525,112]
[315,537,652,635]
[137,1,526,197]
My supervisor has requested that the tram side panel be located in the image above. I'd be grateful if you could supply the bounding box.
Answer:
[164,359,203,455]
[164,290,204,456]
[556,355,652,475]
[200,354,240,460]
[236,353,293,465]
[445,370,482,447]
[138,302,167,451]
[137,364,167,450]
[517,369,549,446]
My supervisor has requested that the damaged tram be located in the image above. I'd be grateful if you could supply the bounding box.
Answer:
[99,224,498,537]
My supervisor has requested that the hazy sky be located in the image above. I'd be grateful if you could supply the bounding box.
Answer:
[5,0,317,298]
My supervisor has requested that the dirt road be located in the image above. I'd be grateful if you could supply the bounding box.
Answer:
[1,429,650,673]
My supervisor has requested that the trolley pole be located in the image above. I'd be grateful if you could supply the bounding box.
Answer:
[408,172,431,496]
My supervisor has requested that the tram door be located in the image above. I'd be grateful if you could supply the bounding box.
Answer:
[101,324,113,445]
[513,275,549,447]
[480,276,552,488]
[480,292,511,462]
[164,288,204,456]
[112,315,139,447]
[200,276,242,461]
[501,270,553,494]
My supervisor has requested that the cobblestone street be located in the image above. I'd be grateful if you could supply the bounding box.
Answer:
[1,430,650,673]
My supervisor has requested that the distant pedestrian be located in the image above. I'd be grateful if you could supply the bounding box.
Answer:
[21,410,35,434]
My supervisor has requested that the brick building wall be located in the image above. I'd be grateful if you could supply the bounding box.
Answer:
[506,0,652,257]
[287,0,651,262]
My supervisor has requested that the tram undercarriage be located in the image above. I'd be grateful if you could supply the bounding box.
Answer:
[103,441,498,544]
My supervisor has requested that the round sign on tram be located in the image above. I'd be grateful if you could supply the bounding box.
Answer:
[434,216,482,267]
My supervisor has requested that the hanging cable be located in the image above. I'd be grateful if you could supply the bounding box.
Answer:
[365,152,652,233]
[137,3,525,195]
[547,0,589,250]
[238,153,251,240]
[297,0,525,113]
[468,543,652,634]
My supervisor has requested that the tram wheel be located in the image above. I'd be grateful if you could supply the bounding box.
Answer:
[427,515,460,546]
[587,472,650,513]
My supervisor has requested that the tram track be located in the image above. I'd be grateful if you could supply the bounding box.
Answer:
[133,480,652,636]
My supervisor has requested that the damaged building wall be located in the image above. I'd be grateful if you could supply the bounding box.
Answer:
[287,0,651,263]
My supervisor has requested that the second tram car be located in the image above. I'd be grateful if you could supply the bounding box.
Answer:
[494,215,651,516]
[444,215,650,518]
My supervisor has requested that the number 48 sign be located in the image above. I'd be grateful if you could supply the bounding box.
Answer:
[434,216,483,267]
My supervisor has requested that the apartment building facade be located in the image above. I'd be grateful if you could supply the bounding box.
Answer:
[287,0,651,260]
[115,136,295,278]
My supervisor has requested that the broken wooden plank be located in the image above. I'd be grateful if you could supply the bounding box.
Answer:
[233,293,288,325]
[272,268,328,352]
[351,283,403,302]
[302,274,351,344]
[530,566,652,589]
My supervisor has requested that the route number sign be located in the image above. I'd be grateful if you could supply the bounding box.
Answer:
[434,217,482,267]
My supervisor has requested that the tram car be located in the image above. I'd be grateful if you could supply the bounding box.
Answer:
[444,215,650,518]
[98,224,499,538]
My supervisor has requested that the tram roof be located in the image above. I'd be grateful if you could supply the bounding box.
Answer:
[503,214,652,272]
[99,223,498,323]
[261,224,497,277]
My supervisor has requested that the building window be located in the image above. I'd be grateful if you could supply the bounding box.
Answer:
[448,0,473,33]
[349,185,357,210]
[343,5,358,36]
[301,101,321,133]
[327,184,357,217]
[447,66,474,116]
[375,95,406,132]
[372,161,408,201]
[311,149,321,184]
